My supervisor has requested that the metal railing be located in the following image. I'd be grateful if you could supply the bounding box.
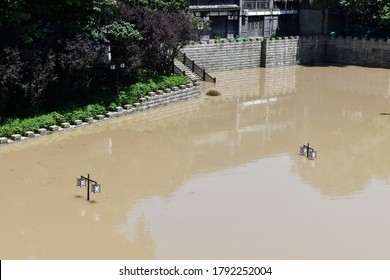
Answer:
[274,1,299,10]
[243,0,270,10]
[176,50,216,83]
[189,0,239,6]
[243,1,298,11]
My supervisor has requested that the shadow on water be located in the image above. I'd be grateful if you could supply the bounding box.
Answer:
[299,63,348,68]
[73,196,98,204]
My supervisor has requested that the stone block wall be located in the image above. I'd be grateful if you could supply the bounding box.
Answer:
[298,36,327,65]
[133,83,200,112]
[326,37,390,68]
[182,36,390,71]
[261,37,300,67]
[181,38,263,72]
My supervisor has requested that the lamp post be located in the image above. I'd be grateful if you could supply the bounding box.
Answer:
[76,174,101,201]
[299,142,318,159]
[110,62,125,95]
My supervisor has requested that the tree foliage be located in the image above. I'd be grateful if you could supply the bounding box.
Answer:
[0,0,110,45]
[0,0,197,119]
[309,0,390,34]
[101,20,141,42]
[377,2,390,27]
[0,45,56,116]
[123,0,188,12]
[0,48,23,114]
[120,6,197,73]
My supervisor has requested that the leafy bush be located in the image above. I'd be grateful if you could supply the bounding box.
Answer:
[34,114,58,128]
[84,104,106,116]
[108,102,119,111]
[0,119,22,136]
[206,89,221,96]
[0,114,58,137]
[63,109,86,123]
[118,74,188,106]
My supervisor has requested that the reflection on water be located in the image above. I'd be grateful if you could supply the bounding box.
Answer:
[0,65,390,259]
[119,155,390,259]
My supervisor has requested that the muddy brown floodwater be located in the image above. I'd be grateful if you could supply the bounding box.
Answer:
[1,65,390,260]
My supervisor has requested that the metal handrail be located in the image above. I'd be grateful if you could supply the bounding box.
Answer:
[189,0,239,6]
[243,0,270,10]
[176,50,216,83]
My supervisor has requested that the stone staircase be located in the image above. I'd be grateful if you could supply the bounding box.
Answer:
[174,59,201,82]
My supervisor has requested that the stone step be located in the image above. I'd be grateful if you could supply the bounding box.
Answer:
[174,59,201,82]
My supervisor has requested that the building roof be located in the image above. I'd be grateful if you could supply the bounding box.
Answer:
[189,4,240,12]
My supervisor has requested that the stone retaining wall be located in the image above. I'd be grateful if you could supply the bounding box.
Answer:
[181,36,390,70]
[298,36,327,65]
[0,82,201,145]
[181,38,263,72]
[261,37,300,67]
[326,36,390,68]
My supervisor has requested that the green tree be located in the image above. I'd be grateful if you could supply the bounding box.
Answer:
[0,1,114,116]
[0,0,197,118]
[99,18,144,81]
[120,5,197,74]
[0,0,113,44]
[310,0,389,34]
[123,0,188,12]
[0,48,23,115]
[377,2,390,27]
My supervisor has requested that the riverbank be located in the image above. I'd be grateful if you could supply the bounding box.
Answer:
[0,81,201,146]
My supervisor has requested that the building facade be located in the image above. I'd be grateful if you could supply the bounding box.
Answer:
[189,0,241,39]
[188,0,299,39]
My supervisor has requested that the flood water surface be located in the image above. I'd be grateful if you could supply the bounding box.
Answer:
[1,66,390,259]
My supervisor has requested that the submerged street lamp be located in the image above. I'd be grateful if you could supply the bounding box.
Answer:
[299,142,317,159]
[76,174,101,201]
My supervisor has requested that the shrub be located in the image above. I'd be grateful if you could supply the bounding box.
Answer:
[84,104,106,116]
[118,74,189,106]
[0,119,22,136]
[64,110,86,123]
[108,102,119,111]
[206,89,221,96]
[33,114,58,129]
